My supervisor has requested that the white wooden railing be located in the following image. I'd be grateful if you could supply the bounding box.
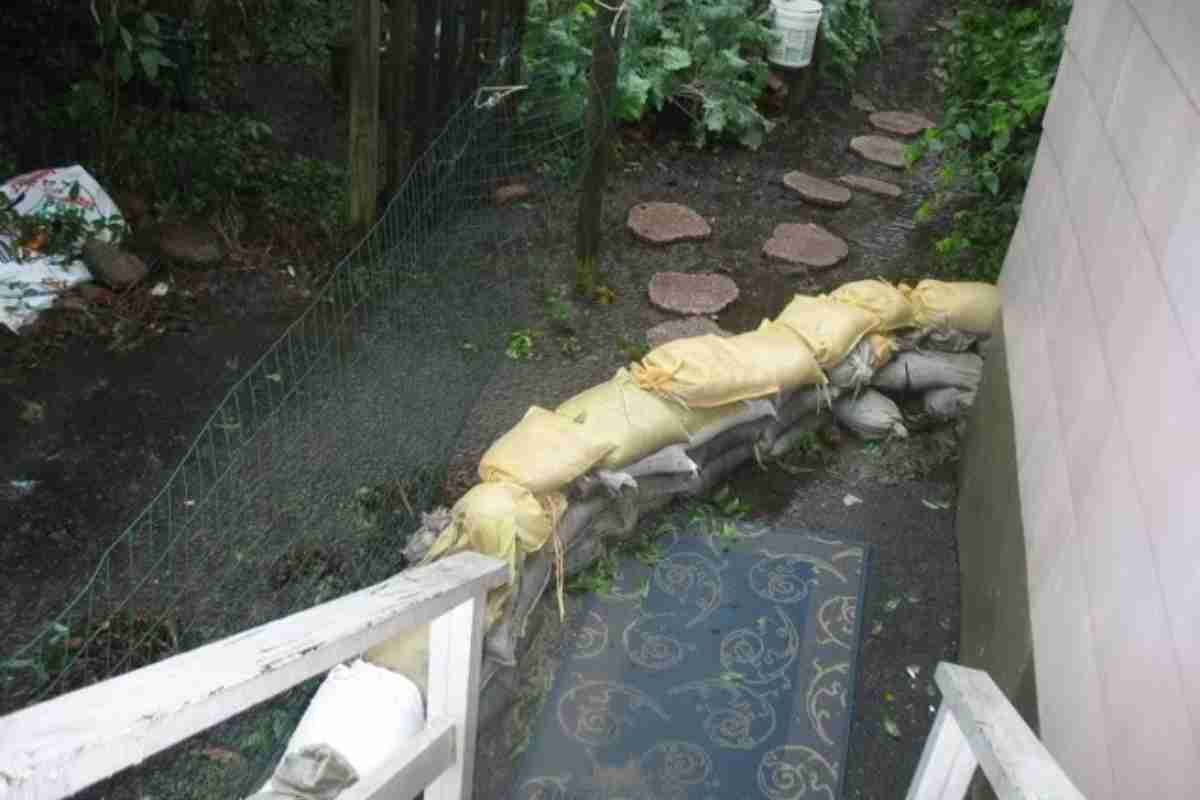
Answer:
[907,662,1087,800]
[0,551,508,800]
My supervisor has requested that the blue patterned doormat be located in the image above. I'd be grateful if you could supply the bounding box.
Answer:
[513,516,871,800]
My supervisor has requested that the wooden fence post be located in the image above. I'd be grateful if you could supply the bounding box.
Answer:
[388,0,414,190]
[575,1,623,297]
[349,0,382,229]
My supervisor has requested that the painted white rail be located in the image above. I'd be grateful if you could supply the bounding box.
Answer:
[0,551,508,800]
[907,662,1087,800]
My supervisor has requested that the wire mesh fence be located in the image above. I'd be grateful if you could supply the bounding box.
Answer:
[1,40,603,795]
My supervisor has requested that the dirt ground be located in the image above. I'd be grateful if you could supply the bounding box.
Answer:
[2,0,960,796]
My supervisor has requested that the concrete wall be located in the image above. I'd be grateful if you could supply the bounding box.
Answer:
[990,1,1200,797]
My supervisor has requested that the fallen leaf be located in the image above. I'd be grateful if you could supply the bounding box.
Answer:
[150,282,169,297]
[906,665,921,681]
[883,596,901,613]
[871,621,884,636]
[195,746,243,766]
[843,493,863,507]
[921,498,950,511]
[883,717,901,739]
[19,399,45,425]
[884,691,895,702]
[266,372,283,383]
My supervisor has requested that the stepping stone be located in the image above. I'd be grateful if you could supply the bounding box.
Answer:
[627,202,711,245]
[763,223,848,272]
[646,317,730,348]
[81,240,148,289]
[839,174,903,199]
[493,182,531,206]
[153,222,225,268]
[782,170,852,208]
[849,135,907,169]
[869,110,937,137]
[648,271,739,315]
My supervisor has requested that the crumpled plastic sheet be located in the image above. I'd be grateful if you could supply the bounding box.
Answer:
[1,165,125,332]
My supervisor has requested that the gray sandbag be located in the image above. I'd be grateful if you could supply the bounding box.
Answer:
[768,414,826,458]
[923,386,978,420]
[688,417,771,468]
[688,398,776,447]
[895,327,978,353]
[762,386,838,449]
[250,745,358,800]
[401,507,452,564]
[872,351,983,393]
[696,442,757,493]
[485,550,552,666]
[833,389,908,440]
[826,339,877,390]
[624,444,698,478]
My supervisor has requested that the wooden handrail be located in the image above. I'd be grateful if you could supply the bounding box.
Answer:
[907,662,1087,800]
[0,552,508,800]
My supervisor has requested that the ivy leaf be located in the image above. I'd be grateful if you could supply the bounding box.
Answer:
[116,50,134,83]
[142,12,160,37]
[954,122,973,141]
[120,25,133,52]
[140,49,160,81]
[661,46,691,71]
[981,170,1000,196]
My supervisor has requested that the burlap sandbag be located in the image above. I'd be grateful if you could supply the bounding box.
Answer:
[872,351,983,393]
[830,279,916,331]
[479,406,615,494]
[724,320,827,392]
[776,295,881,367]
[833,389,908,440]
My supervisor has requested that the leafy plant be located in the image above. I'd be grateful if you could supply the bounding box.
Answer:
[818,0,881,89]
[908,0,1070,281]
[615,334,648,364]
[524,0,776,149]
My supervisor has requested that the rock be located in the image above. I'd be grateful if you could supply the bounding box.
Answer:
[839,174,903,199]
[869,111,937,137]
[849,135,907,169]
[493,183,531,206]
[648,271,739,315]
[767,71,787,94]
[154,222,224,268]
[762,223,849,272]
[646,317,731,349]
[627,202,711,245]
[782,171,852,208]
[81,239,148,289]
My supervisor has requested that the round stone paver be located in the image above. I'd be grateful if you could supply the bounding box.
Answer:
[154,222,225,268]
[762,223,848,271]
[648,271,739,315]
[869,110,936,137]
[838,174,903,199]
[628,202,712,245]
[849,135,907,169]
[782,171,852,208]
[646,317,730,348]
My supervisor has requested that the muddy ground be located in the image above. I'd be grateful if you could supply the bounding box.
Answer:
[2,0,961,796]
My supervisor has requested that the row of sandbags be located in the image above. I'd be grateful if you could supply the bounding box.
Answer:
[367,278,998,710]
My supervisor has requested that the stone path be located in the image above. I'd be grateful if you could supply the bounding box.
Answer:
[629,109,930,336]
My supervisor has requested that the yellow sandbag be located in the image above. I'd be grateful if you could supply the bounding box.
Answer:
[830,279,916,331]
[775,295,881,367]
[631,334,780,408]
[724,321,828,391]
[557,369,691,469]
[867,333,897,367]
[902,279,1000,335]
[479,406,615,494]
[422,481,564,626]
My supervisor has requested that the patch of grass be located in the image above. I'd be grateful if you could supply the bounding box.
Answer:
[506,328,538,361]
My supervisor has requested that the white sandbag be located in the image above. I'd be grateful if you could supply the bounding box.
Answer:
[872,351,983,393]
[269,660,423,787]
[623,444,698,479]
[688,398,776,448]
[833,389,908,440]
[923,386,978,420]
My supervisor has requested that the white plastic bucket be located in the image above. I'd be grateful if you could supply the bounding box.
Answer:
[768,0,823,69]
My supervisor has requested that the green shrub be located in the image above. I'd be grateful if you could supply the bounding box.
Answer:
[819,0,881,89]
[909,0,1071,281]
[524,0,776,149]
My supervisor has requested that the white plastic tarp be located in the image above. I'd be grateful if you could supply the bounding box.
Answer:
[1,165,125,332]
